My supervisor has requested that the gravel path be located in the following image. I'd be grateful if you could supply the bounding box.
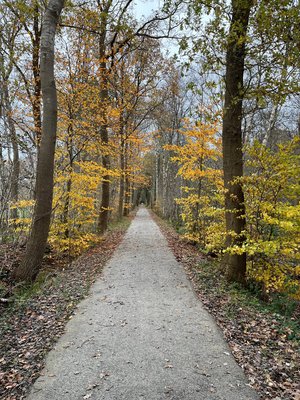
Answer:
[27,207,259,400]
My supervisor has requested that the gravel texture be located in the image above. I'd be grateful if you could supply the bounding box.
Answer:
[27,207,259,400]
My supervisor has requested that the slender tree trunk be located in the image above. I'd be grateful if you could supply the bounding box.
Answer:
[262,43,289,147]
[118,112,125,219]
[222,0,252,284]
[155,153,159,205]
[32,1,42,148]
[118,138,125,219]
[123,142,130,216]
[13,0,65,282]
[123,176,130,216]
[62,177,72,238]
[62,127,74,238]
[3,84,20,221]
[97,65,110,233]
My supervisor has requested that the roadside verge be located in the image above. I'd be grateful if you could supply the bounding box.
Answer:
[0,217,132,400]
[151,211,300,400]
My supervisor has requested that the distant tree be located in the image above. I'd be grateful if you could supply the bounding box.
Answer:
[0,19,20,224]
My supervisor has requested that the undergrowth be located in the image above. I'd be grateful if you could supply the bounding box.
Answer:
[193,259,300,341]
[1,215,132,317]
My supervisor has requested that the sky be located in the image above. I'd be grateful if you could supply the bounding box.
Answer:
[133,0,162,19]
[132,0,180,57]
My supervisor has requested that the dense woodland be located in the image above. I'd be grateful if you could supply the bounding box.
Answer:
[0,0,299,296]
[1,1,300,399]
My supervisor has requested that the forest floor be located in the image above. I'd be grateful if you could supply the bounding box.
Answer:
[3,208,258,400]
[151,212,300,400]
[0,217,132,400]
[0,208,299,400]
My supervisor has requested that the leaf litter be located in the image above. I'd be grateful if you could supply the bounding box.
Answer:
[0,222,130,400]
[152,212,300,400]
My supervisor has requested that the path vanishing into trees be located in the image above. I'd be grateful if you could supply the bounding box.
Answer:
[28,208,258,400]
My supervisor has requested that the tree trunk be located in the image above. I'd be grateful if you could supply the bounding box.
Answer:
[13,0,64,282]
[118,139,125,220]
[62,128,74,238]
[62,177,72,238]
[123,142,130,216]
[32,0,42,148]
[123,176,130,217]
[118,115,125,220]
[97,70,110,233]
[3,83,20,222]
[222,0,252,284]
[97,7,111,234]
[98,132,110,233]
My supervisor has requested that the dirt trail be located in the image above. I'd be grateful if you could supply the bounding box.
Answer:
[27,207,258,400]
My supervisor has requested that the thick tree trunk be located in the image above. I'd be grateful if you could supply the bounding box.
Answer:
[97,7,111,234]
[13,0,64,282]
[222,0,252,284]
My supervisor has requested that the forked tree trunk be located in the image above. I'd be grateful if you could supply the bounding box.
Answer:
[222,0,252,284]
[13,0,64,282]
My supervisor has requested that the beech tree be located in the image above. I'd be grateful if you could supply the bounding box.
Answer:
[1,0,297,297]
[111,38,166,219]
[222,0,253,283]
[13,0,65,282]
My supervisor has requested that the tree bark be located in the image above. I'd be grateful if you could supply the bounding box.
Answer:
[2,83,20,222]
[97,4,111,234]
[123,177,130,216]
[32,0,42,148]
[222,0,252,284]
[13,0,64,282]
[123,141,130,216]
[118,135,125,220]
